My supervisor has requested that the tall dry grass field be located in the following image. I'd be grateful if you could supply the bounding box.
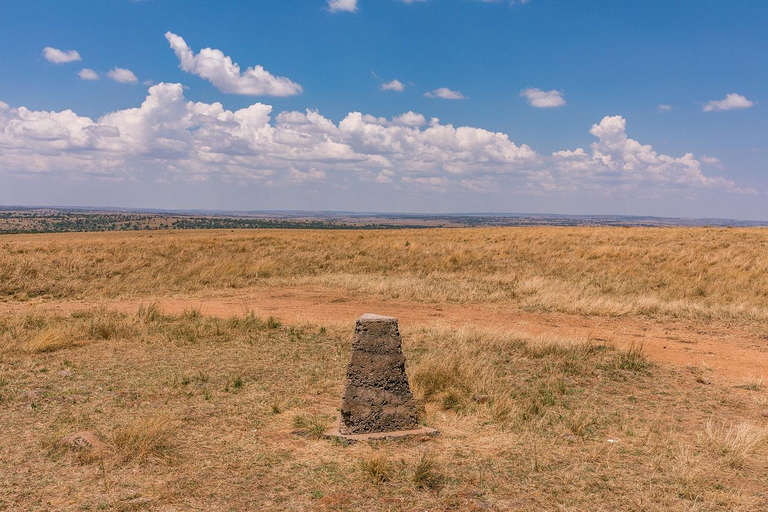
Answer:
[2,227,767,321]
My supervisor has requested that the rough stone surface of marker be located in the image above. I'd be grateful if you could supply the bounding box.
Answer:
[339,313,420,434]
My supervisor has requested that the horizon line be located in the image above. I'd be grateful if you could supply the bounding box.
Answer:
[2,204,767,224]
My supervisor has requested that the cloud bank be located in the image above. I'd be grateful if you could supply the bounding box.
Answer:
[0,84,751,197]
[165,32,303,97]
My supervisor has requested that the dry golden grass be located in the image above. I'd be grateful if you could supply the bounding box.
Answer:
[111,414,178,463]
[702,420,768,469]
[2,227,767,322]
[735,375,765,392]
[360,451,393,484]
[1,307,766,510]
[2,227,767,509]
[24,328,79,353]
[0,306,135,355]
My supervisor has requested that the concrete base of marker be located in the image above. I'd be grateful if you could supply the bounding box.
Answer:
[324,420,439,443]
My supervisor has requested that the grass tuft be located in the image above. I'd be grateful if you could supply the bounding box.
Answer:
[267,316,282,329]
[411,452,440,489]
[111,414,177,463]
[735,376,764,392]
[292,413,329,439]
[616,340,648,372]
[360,451,392,484]
[702,420,767,469]
[137,302,163,322]
[25,328,78,353]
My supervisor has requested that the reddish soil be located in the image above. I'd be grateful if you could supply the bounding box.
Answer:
[3,286,766,386]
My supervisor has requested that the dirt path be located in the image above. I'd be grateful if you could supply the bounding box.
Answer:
[3,286,766,386]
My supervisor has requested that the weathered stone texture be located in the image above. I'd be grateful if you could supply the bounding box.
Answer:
[339,313,420,434]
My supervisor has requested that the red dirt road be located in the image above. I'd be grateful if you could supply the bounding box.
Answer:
[3,286,766,386]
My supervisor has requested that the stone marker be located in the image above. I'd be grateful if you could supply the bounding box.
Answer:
[326,313,438,441]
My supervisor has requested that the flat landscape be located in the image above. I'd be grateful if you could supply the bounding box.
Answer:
[2,227,767,510]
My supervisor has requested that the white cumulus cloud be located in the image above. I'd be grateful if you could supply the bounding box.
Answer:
[551,115,750,193]
[657,104,673,113]
[327,0,358,12]
[165,32,302,97]
[0,85,752,198]
[521,88,565,108]
[392,111,426,127]
[703,93,754,112]
[43,47,82,64]
[79,69,99,81]
[107,68,138,84]
[424,88,466,100]
[380,79,405,92]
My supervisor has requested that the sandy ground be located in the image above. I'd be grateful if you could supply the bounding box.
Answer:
[3,286,766,386]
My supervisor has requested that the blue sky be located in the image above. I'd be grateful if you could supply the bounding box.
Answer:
[0,0,766,219]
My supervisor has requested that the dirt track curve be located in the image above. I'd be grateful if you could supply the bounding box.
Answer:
[3,286,766,387]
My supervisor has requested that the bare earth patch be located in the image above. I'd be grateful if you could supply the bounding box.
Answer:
[2,285,766,385]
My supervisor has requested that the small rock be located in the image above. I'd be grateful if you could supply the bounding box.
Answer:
[696,376,711,385]
[58,431,108,457]
[58,370,73,378]
[23,388,47,400]
[472,394,491,404]
[457,488,482,500]
[468,498,493,511]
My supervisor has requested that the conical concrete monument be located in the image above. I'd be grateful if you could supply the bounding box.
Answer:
[327,313,438,441]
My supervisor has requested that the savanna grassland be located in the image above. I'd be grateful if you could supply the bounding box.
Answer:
[1,227,767,510]
[2,227,768,321]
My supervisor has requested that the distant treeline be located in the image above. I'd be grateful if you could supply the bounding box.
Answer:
[0,209,764,234]
[0,211,427,234]
[168,218,420,230]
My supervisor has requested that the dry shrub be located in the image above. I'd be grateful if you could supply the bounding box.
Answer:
[702,420,767,469]
[112,414,177,463]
